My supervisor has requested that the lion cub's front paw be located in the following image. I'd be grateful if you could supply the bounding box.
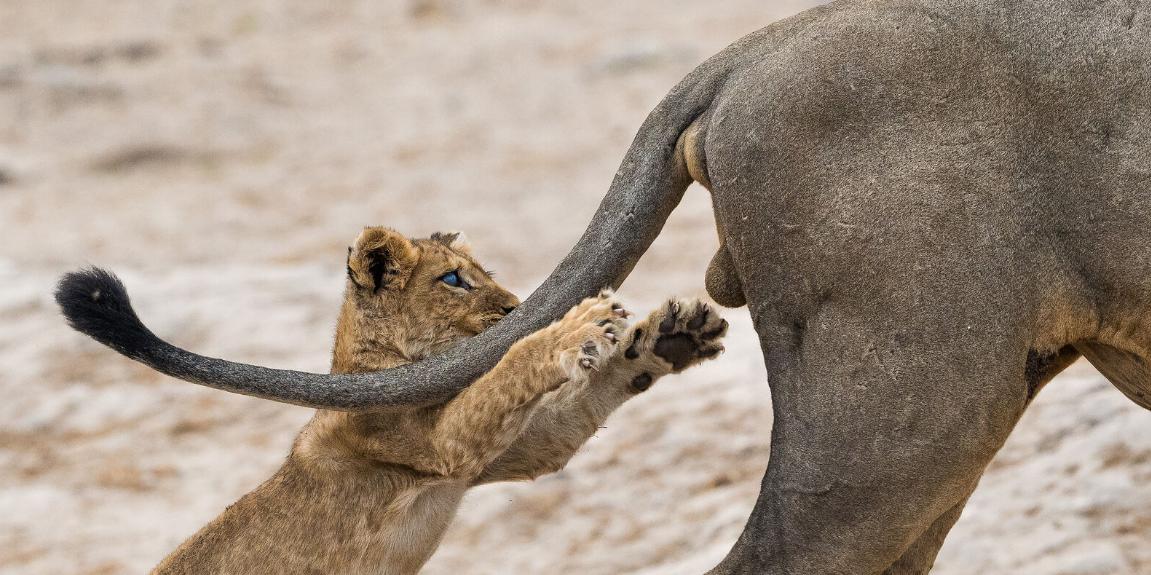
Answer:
[626,298,727,373]
[551,291,629,384]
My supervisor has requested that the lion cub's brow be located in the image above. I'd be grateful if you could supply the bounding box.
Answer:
[416,242,491,282]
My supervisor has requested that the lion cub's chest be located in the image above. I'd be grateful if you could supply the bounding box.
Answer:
[295,412,470,574]
[342,479,468,575]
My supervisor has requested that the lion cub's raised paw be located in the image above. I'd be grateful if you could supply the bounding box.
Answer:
[547,291,630,385]
[626,298,728,373]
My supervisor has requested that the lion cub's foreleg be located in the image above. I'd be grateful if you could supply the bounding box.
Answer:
[476,298,728,484]
[427,292,628,478]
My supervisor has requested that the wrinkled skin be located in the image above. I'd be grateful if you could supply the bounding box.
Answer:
[58,0,1151,572]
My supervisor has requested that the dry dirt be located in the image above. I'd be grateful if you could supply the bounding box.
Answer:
[1,1,1149,574]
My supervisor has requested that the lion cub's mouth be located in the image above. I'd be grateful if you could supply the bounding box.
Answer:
[443,312,512,345]
[484,313,509,326]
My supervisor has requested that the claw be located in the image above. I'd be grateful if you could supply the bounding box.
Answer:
[702,319,728,340]
[699,346,724,359]
[659,301,679,333]
[687,306,709,330]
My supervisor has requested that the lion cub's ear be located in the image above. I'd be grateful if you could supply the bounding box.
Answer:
[430,231,471,254]
[347,227,420,292]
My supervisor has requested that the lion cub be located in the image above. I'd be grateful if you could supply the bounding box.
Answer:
[154,227,728,575]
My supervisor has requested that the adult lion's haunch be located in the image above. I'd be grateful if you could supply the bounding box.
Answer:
[57,0,1150,572]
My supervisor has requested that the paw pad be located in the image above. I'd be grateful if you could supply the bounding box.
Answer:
[630,372,654,393]
[624,328,643,359]
[641,299,728,372]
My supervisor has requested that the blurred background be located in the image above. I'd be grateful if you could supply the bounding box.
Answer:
[2,1,1150,573]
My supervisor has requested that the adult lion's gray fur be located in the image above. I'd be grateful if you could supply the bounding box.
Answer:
[59,0,1150,571]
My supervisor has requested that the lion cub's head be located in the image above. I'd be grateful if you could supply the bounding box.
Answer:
[336,227,520,371]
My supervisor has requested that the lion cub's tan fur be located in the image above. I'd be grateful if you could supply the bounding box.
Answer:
[153,227,727,575]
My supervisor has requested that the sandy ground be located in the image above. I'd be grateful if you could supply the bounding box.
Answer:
[2,1,1150,573]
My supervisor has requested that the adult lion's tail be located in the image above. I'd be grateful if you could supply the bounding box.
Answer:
[57,268,157,360]
[56,63,728,411]
[55,268,444,409]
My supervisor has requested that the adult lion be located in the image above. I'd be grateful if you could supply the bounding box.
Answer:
[59,0,1150,572]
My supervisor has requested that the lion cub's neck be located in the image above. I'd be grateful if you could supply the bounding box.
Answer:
[330,287,464,373]
[331,292,409,373]
[310,293,416,467]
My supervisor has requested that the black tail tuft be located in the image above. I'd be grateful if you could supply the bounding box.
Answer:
[55,267,159,358]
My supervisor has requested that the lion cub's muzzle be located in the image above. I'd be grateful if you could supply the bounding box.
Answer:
[483,305,516,327]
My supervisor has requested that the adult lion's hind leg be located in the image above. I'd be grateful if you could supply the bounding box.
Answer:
[880,344,1083,574]
[1077,341,1151,410]
[881,495,972,575]
[709,301,1033,575]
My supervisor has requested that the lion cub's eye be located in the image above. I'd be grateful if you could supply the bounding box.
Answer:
[439,270,471,290]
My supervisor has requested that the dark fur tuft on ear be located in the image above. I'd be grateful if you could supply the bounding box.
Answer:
[366,249,391,293]
[430,230,471,253]
[348,227,419,292]
[430,231,459,245]
[55,267,159,359]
